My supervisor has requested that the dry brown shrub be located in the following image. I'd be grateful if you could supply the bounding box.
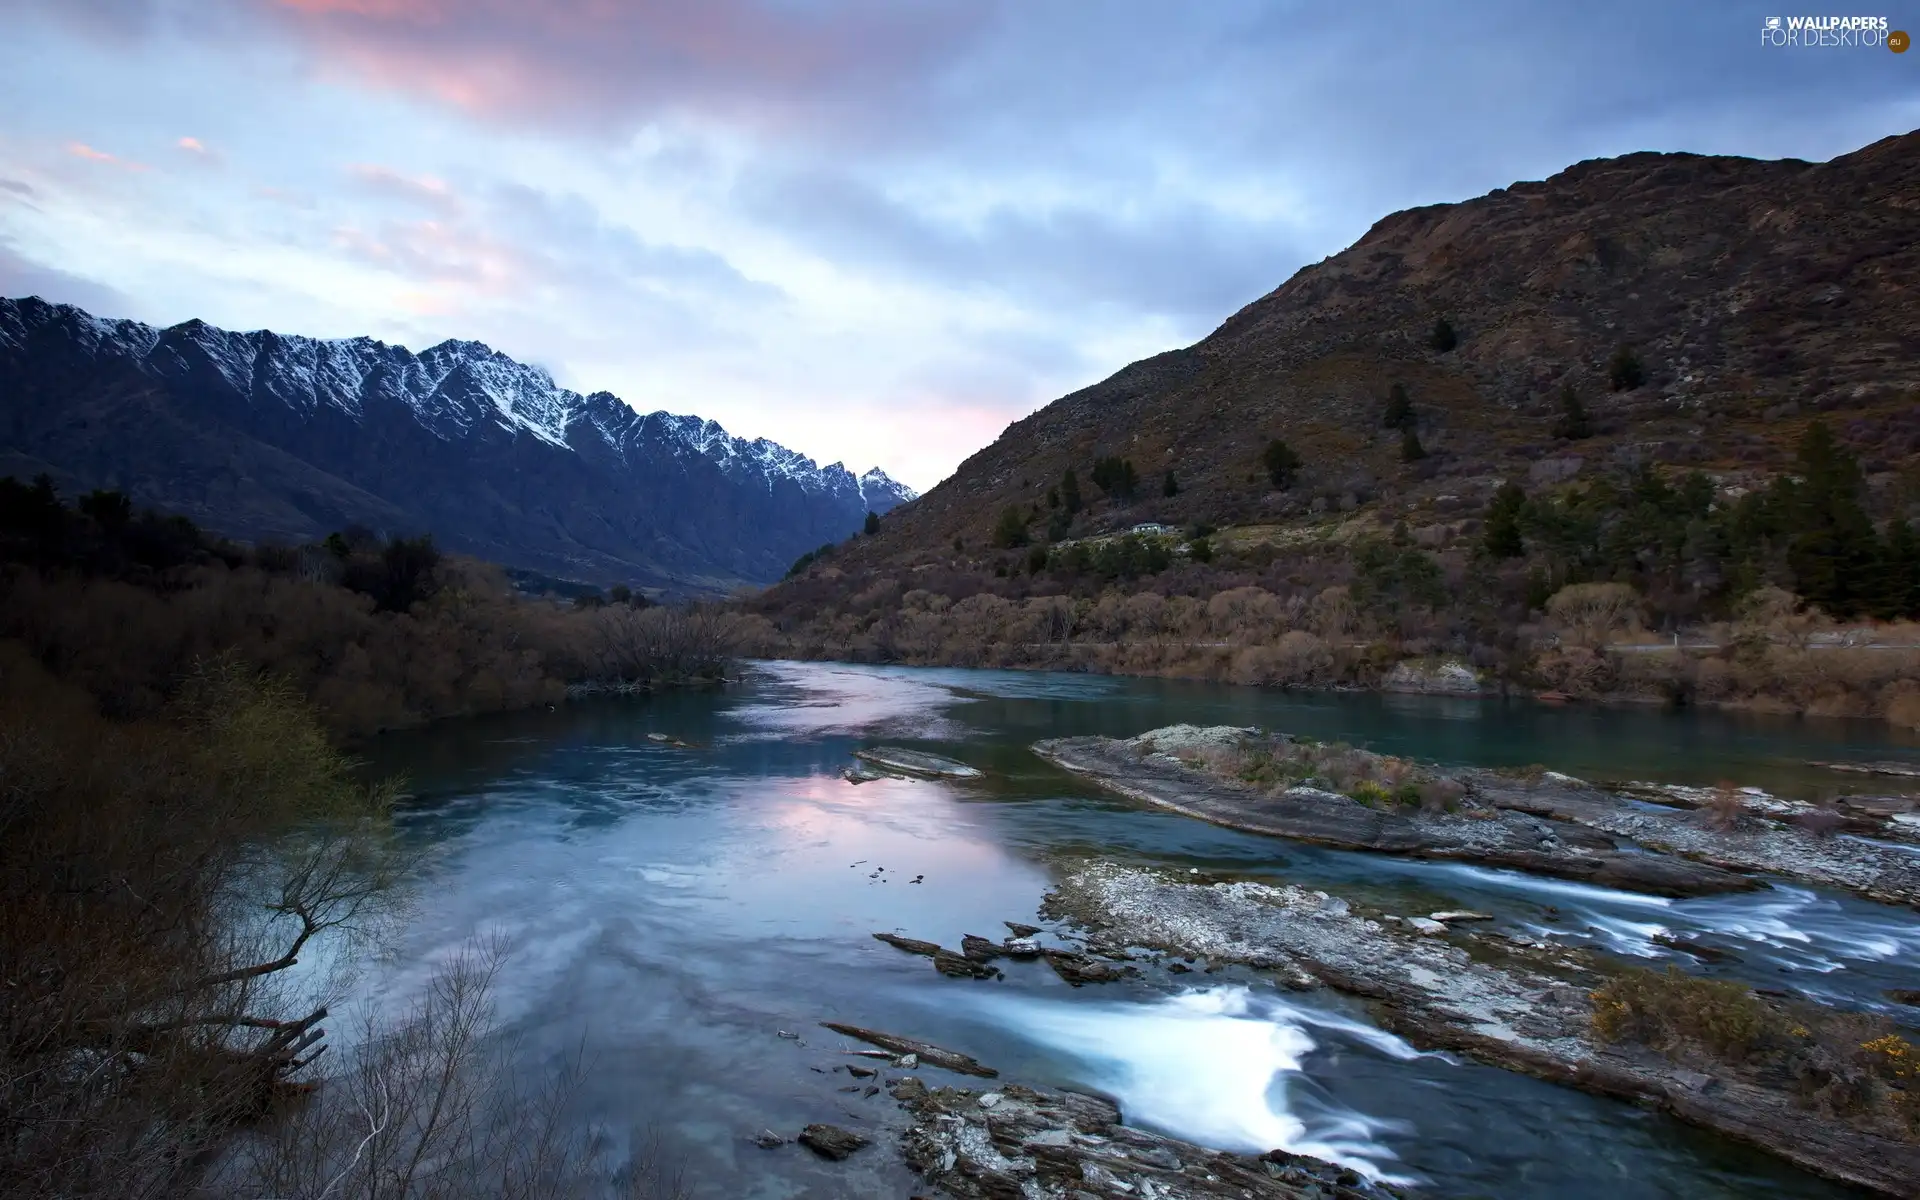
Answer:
[1703,782,1745,831]
[1545,582,1643,646]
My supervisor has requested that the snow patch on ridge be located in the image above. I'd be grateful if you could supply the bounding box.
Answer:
[0,297,915,503]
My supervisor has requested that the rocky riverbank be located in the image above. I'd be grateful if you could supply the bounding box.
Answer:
[1040,860,1920,1197]
[891,1075,1404,1200]
[1034,726,1920,906]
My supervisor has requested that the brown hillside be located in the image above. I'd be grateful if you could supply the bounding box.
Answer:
[831,129,1920,565]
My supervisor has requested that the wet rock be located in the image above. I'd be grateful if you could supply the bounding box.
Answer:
[1043,949,1131,986]
[751,1130,786,1148]
[1001,937,1042,957]
[873,932,942,957]
[1430,910,1494,923]
[960,934,1002,962]
[1888,989,1920,1006]
[1405,917,1449,936]
[843,761,891,784]
[1035,734,1756,899]
[932,949,997,979]
[894,1053,919,1069]
[799,1123,869,1160]
[1005,921,1042,937]
[851,747,983,779]
[820,1023,997,1078]
[848,1065,876,1079]
[1652,933,1735,963]
[1032,730,1920,904]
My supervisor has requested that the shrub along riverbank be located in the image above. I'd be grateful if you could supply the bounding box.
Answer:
[0,478,727,1198]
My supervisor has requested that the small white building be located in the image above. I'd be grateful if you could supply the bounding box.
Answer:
[1130,523,1173,536]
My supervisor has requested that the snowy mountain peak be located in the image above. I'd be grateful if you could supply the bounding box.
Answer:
[0,296,917,510]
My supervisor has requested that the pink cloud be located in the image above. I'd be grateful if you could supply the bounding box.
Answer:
[65,141,149,171]
[248,0,986,135]
[348,162,460,214]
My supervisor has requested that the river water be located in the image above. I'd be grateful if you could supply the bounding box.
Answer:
[342,661,1920,1198]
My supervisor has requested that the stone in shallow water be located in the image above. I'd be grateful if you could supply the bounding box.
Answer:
[850,746,984,779]
[798,1123,868,1160]
[1430,910,1494,923]
[1406,917,1449,936]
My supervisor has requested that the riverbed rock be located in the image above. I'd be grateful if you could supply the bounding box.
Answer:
[894,1077,1403,1199]
[959,934,1001,962]
[1001,936,1041,957]
[1405,916,1449,936]
[932,949,997,979]
[798,1123,869,1160]
[1042,949,1130,986]
[1033,732,1762,899]
[1430,910,1495,923]
[1041,860,1920,1198]
[1004,921,1042,937]
[821,1023,997,1078]
[850,747,984,779]
[874,932,943,957]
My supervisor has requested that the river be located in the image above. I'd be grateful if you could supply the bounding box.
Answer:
[340,661,1920,1198]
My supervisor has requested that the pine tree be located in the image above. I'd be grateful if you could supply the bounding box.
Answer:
[1162,469,1179,498]
[1046,486,1060,509]
[863,510,881,535]
[1400,425,1427,462]
[1382,383,1414,430]
[1873,518,1920,620]
[1608,345,1645,391]
[1483,482,1526,559]
[1060,469,1082,515]
[1784,421,1879,615]
[1262,439,1302,489]
[1552,382,1592,440]
[992,505,1030,549]
[1429,317,1457,353]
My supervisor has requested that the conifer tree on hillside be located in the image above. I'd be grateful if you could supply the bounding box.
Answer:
[1400,425,1427,462]
[1262,439,1301,489]
[1483,482,1526,558]
[863,510,881,535]
[1429,317,1458,353]
[1552,382,1593,440]
[993,505,1030,549]
[1090,456,1139,501]
[1382,383,1415,430]
[1876,518,1920,620]
[1609,345,1645,391]
[1060,469,1083,515]
[1784,421,1879,615]
[1163,469,1179,497]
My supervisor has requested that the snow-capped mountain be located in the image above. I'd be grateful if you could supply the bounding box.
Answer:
[0,296,918,590]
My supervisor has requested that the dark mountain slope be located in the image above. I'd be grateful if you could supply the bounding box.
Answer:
[829,129,1920,566]
[0,299,917,592]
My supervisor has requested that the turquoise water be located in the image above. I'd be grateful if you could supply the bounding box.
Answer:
[344,662,1917,1198]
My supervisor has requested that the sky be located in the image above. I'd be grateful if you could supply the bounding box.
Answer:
[0,2,1914,492]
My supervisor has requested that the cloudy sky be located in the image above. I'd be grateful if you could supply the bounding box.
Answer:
[0,1,1913,490]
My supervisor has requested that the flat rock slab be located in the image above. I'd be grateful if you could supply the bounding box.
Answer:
[851,747,983,779]
[1034,734,1758,899]
[822,1022,998,1078]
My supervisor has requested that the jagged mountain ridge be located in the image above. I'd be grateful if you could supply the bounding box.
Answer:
[0,296,915,591]
[815,128,1920,570]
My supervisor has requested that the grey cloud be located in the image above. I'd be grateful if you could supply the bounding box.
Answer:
[0,240,135,314]
[739,163,1305,320]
